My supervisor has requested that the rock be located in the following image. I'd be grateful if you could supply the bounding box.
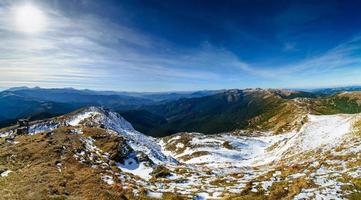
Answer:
[151,165,172,178]
[15,119,29,135]
[109,139,134,163]
[0,168,8,174]
[137,152,154,165]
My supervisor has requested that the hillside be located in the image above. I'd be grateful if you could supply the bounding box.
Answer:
[0,87,220,130]
[0,107,360,199]
[0,92,79,127]
[311,92,361,114]
[0,107,181,199]
[2,87,361,138]
[1,88,153,109]
[125,89,311,136]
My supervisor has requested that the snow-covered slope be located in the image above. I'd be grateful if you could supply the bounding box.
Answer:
[253,114,358,166]
[156,114,361,199]
[160,114,359,167]
[1,107,360,200]
[66,107,176,165]
[0,107,177,183]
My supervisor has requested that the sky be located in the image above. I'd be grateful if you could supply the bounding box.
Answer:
[0,0,361,92]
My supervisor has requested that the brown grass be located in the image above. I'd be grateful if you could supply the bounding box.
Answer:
[0,128,137,200]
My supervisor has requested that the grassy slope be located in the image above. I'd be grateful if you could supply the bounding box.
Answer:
[3,89,361,138]
[124,90,310,136]
[311,92,361,114]
[0,129,123,200]
[0,105,360,199]
[0,127,184,200]
[123,91,361,137]
[137,90,281,136]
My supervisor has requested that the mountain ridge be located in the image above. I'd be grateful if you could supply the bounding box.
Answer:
[2,87,361,137]
[0,106,360,199]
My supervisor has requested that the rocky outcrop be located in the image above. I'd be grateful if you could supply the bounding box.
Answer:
[15,119,29,135]
[108,138,134,163]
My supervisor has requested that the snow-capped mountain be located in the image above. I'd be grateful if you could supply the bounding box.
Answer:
[0,106,360,199]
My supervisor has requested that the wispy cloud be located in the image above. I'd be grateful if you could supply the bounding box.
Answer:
[283,42,297,51]
[0,2,246,91]
[1,1,360,91]
[238,35,361,88]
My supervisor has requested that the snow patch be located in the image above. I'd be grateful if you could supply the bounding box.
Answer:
[116,156,153,180]
[147,191,163,199]
[0,131,13,138]
[68,111,97,126]
[1,170,12,177]
[176,143,184,149]
[29,123,58,135]
[194,193,210,200]
[101,175,115,185]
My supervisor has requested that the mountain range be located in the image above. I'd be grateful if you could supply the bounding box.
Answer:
[2,86,361,137]
[0,104,360,199]
[0,87,218,129]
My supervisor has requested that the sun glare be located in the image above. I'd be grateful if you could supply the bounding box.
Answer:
[15,4,46,33]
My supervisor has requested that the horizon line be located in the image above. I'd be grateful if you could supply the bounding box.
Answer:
[1,84,361,93]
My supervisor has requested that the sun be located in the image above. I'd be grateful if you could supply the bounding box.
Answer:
[15,4,46,33]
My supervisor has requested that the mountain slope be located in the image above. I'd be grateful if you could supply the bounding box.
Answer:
[0,106,360,199]
[2,87,361,139]
[0,92,79,125]
[4,86,221,103]
[0,87,220,131]
[0,107,181,199]
[157,113,361,199]
[3,88,153,108]
[310,86,361,95]
[311,92,361,114]
[134,89,309,136]
[117,109,167,136]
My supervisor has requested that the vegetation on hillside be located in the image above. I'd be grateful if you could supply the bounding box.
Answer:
[311,92,361,114]
[122,89,311,136]
[0,127,185,200]
[2,88,361,137]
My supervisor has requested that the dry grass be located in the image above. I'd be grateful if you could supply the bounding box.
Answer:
[162,133,194,154]
[0,128,138,200]
[178,151,209,161]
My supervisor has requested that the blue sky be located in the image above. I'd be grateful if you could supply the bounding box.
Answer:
[0,0,361,91]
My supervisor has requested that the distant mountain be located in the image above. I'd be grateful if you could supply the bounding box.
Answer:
[0,92,80,127]
[0,87,150,127]
[134,90,224,102]
[311,91,361,114]
[3,86,30,92]
[308,86,361,95]
[3,87,153,108]
[0,87,220,129]
[123,89,312,136]
[120,88,361,137]
[4,87,221,102]
[117,109,167,135]
[2,86,361,137]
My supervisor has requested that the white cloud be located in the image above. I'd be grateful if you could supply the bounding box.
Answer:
[283,42,297,51]
[238,36,361,83]
[2,1,358,91]
[0,2,247,91]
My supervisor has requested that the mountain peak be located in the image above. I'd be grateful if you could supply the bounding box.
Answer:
[4,86,30,92]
